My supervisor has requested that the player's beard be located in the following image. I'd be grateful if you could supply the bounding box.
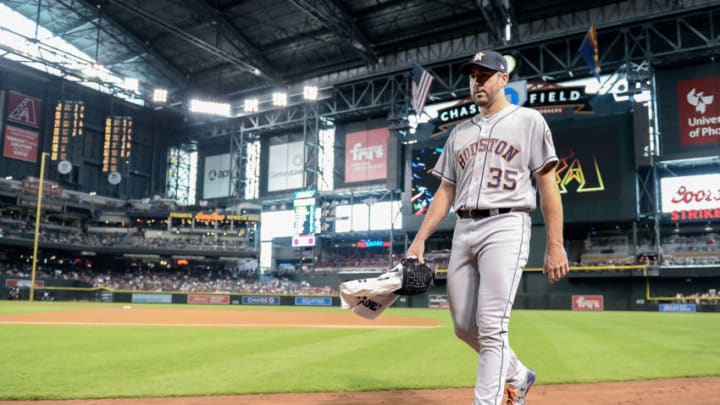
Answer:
[473,90,492,107]
[472,88,499,109]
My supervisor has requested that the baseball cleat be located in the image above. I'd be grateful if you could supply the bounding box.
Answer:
[504,369,536,405]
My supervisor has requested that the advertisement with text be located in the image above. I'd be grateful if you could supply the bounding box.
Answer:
[344,127,389,183]
[660,173,720,222]
[203,153,231,199]
[3,125,39,163]
[267,141,304,192]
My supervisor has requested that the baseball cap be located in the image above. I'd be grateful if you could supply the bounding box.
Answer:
[460,50,508,74]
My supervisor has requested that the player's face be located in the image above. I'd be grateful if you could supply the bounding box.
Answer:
[469,67,507,108]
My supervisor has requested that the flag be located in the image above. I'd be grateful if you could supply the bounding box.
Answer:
[411,64,433,115]
[580,24,601,82]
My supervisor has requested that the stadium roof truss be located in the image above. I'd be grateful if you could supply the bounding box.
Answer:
[3,0,719,138]
[180,3,720,139]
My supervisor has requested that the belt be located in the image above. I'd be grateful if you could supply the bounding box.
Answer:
[456,208,513,219]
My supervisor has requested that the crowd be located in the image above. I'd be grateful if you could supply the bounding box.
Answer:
[661,234,720,266]
[0,263,337,296]
[315,250,393,271]
[123,233,250,252]
[579,233,720,266]
[673,289,720,305]
[0,218,85,245]
[0,217,254,253]
[2,210,720,275]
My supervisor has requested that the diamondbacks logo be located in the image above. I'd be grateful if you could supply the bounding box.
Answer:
[9,99,34,123]
[686,88,714,114]
[555,150,605,194]
[7,91,42,128]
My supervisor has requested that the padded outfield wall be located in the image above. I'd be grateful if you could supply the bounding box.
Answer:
[2,273,719,312]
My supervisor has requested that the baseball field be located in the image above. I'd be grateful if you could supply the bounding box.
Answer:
[1,301,720,404]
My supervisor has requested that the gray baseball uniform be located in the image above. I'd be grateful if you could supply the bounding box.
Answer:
[432,104,557,405]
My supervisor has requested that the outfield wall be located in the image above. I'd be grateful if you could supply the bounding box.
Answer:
[2,273,718,312]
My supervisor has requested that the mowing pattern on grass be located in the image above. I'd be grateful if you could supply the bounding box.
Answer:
[0,302,719,402]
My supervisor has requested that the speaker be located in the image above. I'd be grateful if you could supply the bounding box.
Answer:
[385,133,402,191]
[633,103,652,168]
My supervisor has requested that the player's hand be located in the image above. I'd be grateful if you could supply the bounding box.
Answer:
[544,243,568,283]
[406,240,426,264]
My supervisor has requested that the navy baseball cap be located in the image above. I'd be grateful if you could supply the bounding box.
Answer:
[460,50,508,74]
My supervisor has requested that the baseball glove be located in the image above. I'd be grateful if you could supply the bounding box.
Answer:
[393,258,435,296]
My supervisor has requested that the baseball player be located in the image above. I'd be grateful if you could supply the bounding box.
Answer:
[407,50,569,405]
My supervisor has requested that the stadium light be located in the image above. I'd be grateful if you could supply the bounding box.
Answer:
[122,77,139,93]
[272,92,288,107]
[189,99,231,117]
[244,98,259,113]
[153,88,168,103]
[303,85,318,100]
[503,54,516,74]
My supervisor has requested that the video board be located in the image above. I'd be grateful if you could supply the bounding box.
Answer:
[410,146,443,216]
[407,113,636,224]
[546,112,636,223]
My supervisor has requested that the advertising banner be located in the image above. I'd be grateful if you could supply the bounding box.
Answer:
[659,303,697,312]
[572,295,604,311]
[267,141,304,192]
[3,125,39,163]
[187,294,230,305]
[241,295,281,305]
[295,296,332,306]
[660,174,720,222]
[676,77,720,146]
[428,294,449,309]
[656,65,720,160]
[526,84,593,115]
[4,278,44,288]
[203,153,231,199]
[344,128,389,183]
[6,91,43,128]
[131,293,172,304]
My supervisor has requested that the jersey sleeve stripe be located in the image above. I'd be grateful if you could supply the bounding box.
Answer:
[531,156,559,175]
[431,169,456,184]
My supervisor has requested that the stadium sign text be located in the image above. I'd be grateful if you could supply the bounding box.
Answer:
[527,85,593,115]
[437,101,477,125]
[670,209,720,221]
[660,174,720,221]
[677,77,720,146]
[572,295,604,311]
[195,212,225,222]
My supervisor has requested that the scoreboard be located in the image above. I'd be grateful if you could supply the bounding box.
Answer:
[292,190,316,247]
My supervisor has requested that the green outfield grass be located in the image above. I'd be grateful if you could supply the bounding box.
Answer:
[1,302,719,400]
